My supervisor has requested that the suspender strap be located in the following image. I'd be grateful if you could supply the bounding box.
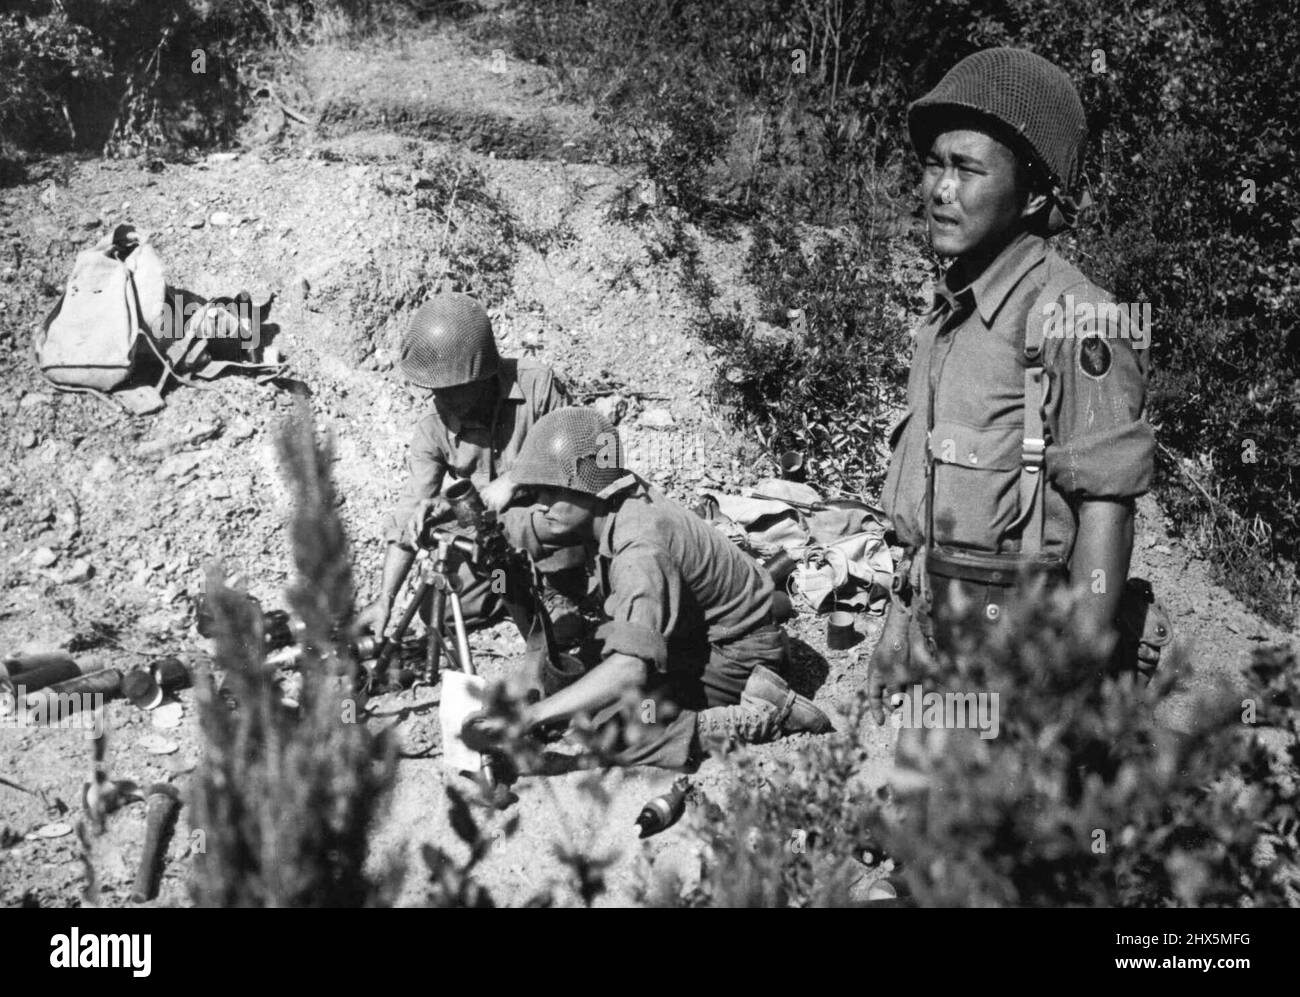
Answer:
[1015,268,1088,555]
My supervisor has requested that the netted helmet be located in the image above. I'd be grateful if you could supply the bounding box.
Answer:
[908,47,1089,229]
[400,292,499,389]
[509,407,633,498]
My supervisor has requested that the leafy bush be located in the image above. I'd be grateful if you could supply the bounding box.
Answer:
[0,6,111,157]
[690,218,921,493]
[0,0,445,164]
[667,588,1300,907]
[874,594,1299,908]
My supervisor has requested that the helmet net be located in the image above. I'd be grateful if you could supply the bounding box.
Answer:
[400,292,499,389]
[509,407,628,496]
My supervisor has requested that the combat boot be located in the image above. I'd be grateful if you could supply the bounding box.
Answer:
[742,665,835,735]
[694,666,834,747]
[695,695,782,747]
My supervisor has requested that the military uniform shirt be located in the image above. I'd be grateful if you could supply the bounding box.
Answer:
[595,480,774,672]
[382,358,568,543]
[881,230,1155,559]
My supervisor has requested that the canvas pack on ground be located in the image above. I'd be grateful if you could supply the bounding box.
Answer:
[695,479,895,614]
[35,225,165,396]
[35,225,287,414]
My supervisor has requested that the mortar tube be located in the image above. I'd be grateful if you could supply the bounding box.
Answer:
[3,656,83,695]
[23,668,122,722]
[2,650,78,675]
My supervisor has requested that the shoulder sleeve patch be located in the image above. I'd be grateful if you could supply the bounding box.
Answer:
[1078,335,1112,379]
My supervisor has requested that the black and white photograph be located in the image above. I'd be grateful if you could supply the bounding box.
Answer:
[0,0,1295,940]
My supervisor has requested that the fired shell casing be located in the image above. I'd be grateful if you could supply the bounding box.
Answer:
[131,784,182,903]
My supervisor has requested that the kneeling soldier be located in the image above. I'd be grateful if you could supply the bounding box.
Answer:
[467,406,834,770]
[355,291,585,645]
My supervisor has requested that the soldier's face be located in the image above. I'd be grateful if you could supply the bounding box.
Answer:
[532,487,598,543]
[922,129,1025,262]
[432,378,494,422]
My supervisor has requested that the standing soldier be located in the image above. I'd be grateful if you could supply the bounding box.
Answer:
[354,291,584,647]
[466,407,834,769]
[869,47,1160,720]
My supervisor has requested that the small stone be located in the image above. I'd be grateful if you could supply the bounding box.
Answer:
[20,430,37,448]
[152,702,184,729]
[77,214,100,230]
[593,394,627,425]
[209,211,233,227]
[140,610,172,635]
[228,418,255,442]
[186,215,206,229]
[27,822,73,840]
[155,453,203,480]
[138,734,179,755]
[640,408,676,429]
[61,559,93,584]
[31,546,58,568]
[89,456,117,480]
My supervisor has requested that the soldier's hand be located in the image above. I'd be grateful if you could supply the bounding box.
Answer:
[867,601,911,725]
[866,659,898,727]
[460,711,510,753]
[480,474,517,514]
[353,598,391,640]
[405,496,453,548]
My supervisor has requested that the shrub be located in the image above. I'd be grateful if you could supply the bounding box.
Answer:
[0,0,445,163]
[669,587,1300,907]
[691,218,920,493]
[189,405,398,907]
[0,6,111,157]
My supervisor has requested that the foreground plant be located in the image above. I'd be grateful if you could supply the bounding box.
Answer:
[189,404,397,907]
[669,588,1298,907]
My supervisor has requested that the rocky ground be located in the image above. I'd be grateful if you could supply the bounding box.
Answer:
[0,24,1292,908]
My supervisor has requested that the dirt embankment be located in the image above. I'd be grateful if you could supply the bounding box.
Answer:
[0,25,1291,908]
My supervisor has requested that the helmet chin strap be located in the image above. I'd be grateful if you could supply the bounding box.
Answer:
[596,472,639,501]
[1046,185,1093,234]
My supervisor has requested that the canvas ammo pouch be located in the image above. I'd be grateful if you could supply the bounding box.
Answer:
[1115,577,1172,680]
[924,547,1172,677]
[923,545,1067,648]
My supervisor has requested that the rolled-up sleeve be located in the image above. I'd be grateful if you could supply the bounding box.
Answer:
[1045,294,1155,500]
[595,541,682,672]
[541,369,570,414]
[381,416,448,544]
